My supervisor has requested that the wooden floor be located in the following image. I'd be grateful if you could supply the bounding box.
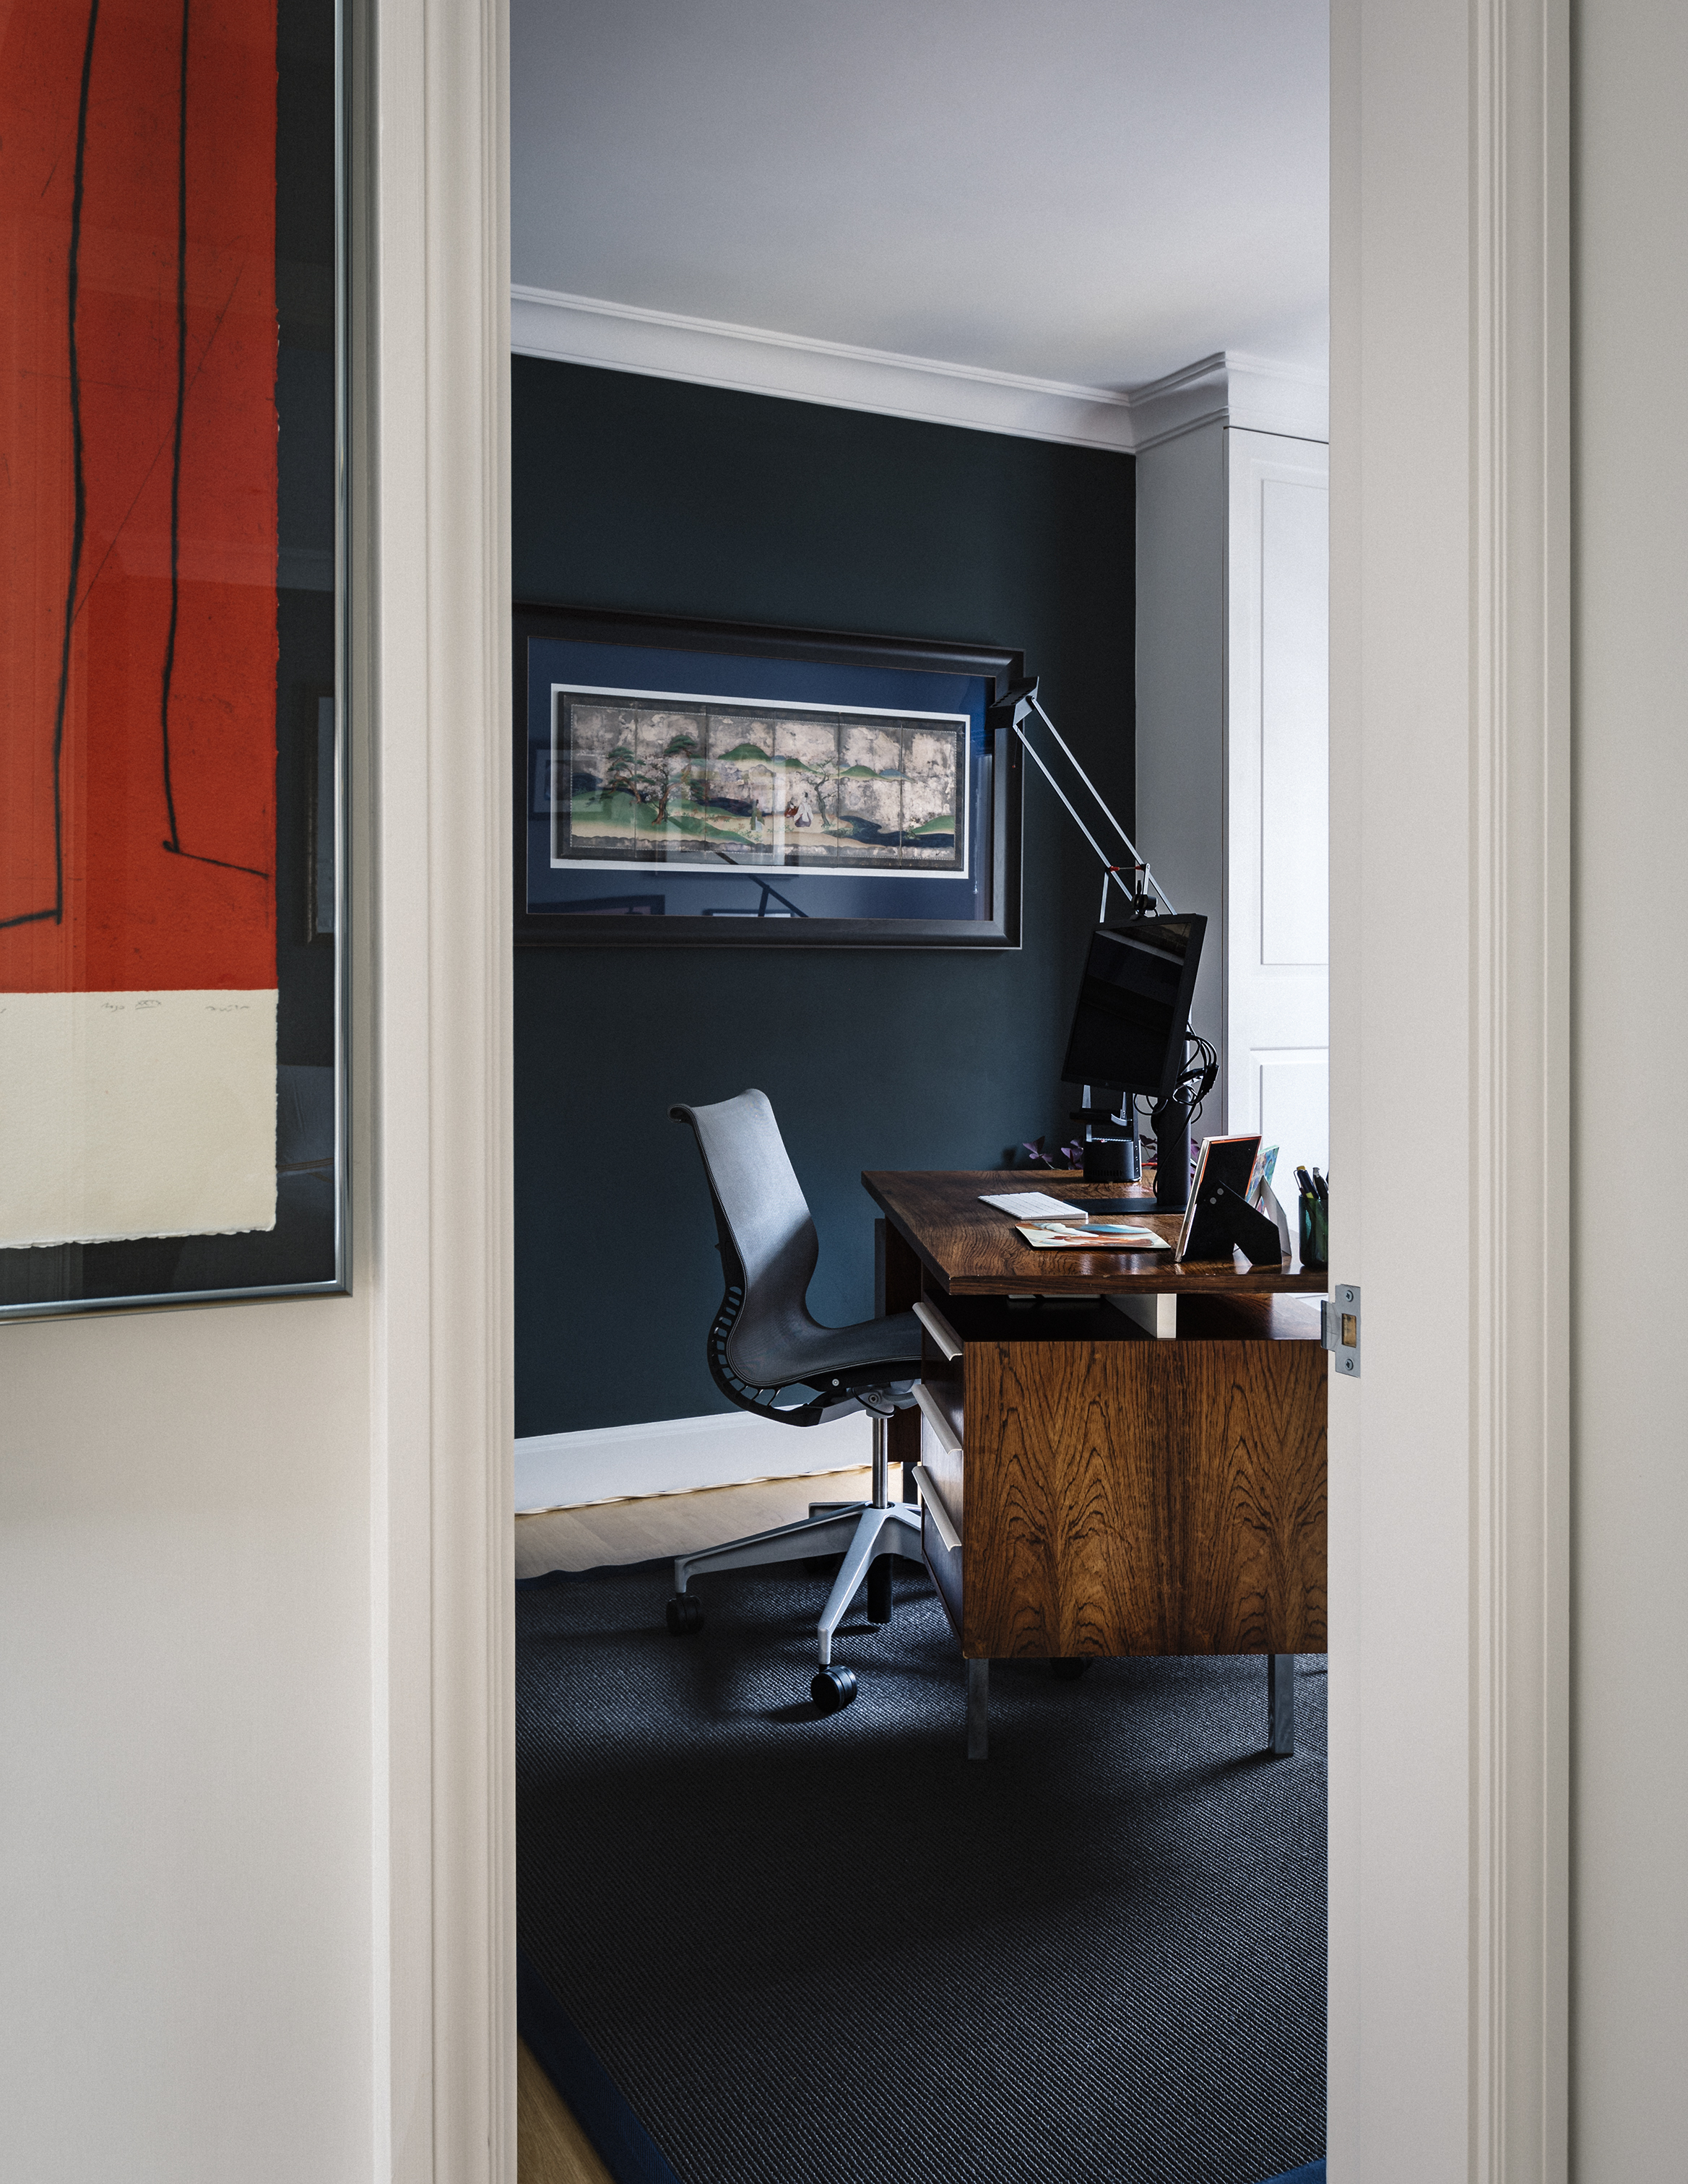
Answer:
[519,2040,613,2184]
[516,1468,875,2174]
[515,1466,873,1579]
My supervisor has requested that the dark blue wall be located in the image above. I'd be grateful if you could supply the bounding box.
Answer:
[514,357,1133,1435]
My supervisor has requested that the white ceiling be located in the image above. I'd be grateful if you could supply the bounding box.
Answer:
[510,0,1329,394]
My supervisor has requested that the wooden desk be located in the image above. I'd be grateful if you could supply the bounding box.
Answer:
[864,1170,1328,1755]
[863,1168,1328,1299]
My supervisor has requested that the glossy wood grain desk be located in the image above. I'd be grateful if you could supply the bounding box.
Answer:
[864,1171,1328,1757]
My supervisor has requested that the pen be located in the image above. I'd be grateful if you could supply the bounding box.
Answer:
[1311,1169,1328,1204]
[1294,1165,1315,1200]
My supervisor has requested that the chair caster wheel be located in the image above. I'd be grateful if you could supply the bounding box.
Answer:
[665,1594,704,1636]
[1050,1656,1091,1681]
[811,1665,857,1715]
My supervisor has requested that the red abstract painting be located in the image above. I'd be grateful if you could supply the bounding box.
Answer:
[0,0,280,1247]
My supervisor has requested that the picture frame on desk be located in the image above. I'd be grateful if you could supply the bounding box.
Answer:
[514,604,1024,948]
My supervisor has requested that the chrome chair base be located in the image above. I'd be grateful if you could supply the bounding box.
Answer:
[669,1416,922,1671]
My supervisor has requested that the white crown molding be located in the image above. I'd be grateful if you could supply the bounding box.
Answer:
[512,284,1136,449]
[1127,348,1331,450]
[511,283,1328,454]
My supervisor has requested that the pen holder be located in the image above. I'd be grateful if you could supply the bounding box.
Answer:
[1299,1190,1328,1273]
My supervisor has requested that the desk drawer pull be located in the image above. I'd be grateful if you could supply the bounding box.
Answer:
[911,1465,961,1554]
[912,1299,964,1361]
[913,1380,963,1458]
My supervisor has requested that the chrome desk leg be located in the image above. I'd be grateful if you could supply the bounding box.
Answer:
[966,1658,990,1762]
[1268,1654,1296,1756]
[867,1413,893,1623]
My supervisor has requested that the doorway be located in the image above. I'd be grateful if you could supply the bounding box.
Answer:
[508,6,1333,2181]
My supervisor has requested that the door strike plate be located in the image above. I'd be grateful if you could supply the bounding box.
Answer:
[1322,1283,1361,1376]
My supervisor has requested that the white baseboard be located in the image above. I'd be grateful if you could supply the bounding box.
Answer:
[514,1408,872,1514]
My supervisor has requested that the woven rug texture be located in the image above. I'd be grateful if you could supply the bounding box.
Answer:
[517,1557,1326,2184]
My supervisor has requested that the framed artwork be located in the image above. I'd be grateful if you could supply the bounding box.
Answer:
[0,0,346,1320]
[514,604,1024,947]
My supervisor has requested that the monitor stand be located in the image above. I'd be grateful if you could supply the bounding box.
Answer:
[1150,1091,1193,1214]
[1071,1091,1141,1184]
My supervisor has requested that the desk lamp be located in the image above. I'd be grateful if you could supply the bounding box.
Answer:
[988,679,1216,1213]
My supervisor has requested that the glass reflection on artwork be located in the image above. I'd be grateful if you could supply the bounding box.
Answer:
[553,689,970,876]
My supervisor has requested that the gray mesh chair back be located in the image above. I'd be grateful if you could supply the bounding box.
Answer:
[672,1089,920,1426]
[667,1087,927,1715]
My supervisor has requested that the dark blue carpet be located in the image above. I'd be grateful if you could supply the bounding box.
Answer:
[517,1557,1327,2184]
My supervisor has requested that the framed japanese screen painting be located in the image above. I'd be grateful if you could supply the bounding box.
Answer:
[0,1,345,1319]
[515,605,1024,947]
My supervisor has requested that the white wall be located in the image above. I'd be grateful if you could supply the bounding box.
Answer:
[0,2,514,2180]
[15,1,1686,2172]
[0,1301,376,2181]
[1133,420,1228,1111]
[1135,413,1330,1169]
[1572,0,1688,2166]
[1224,427,1330,1187]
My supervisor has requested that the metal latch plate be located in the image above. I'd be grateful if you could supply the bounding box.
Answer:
[1322,1283,1361,1376]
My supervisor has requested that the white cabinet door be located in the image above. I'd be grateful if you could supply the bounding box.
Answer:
[1225,428,1329,1186]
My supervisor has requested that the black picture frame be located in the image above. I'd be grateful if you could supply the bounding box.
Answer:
[514,604,1023,948]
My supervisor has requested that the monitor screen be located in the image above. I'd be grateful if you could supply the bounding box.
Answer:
[1059,914,1207,1102]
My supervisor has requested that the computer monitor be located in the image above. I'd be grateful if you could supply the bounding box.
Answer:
[1060,913,1207,1104]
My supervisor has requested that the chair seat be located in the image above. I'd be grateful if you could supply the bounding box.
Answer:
[732,1306,922,1392]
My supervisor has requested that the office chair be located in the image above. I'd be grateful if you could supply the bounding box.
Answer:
[668,1088,925,1714]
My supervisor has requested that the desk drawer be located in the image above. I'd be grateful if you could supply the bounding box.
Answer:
[914,1332,967,1639]
[913,1290,1328,1660]
[916,1484,964,1641]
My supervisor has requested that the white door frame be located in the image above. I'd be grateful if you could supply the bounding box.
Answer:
[1329,0,1568,2175]
[355,1,515,2177]
[372,0,1571,2174]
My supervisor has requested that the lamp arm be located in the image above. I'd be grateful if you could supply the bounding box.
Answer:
[1029,696,1174,914]
[1015,730,1113,875]
[1012,703,1176,916]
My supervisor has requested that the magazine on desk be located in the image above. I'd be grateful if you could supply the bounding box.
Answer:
[1014,1221,1173,1252]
